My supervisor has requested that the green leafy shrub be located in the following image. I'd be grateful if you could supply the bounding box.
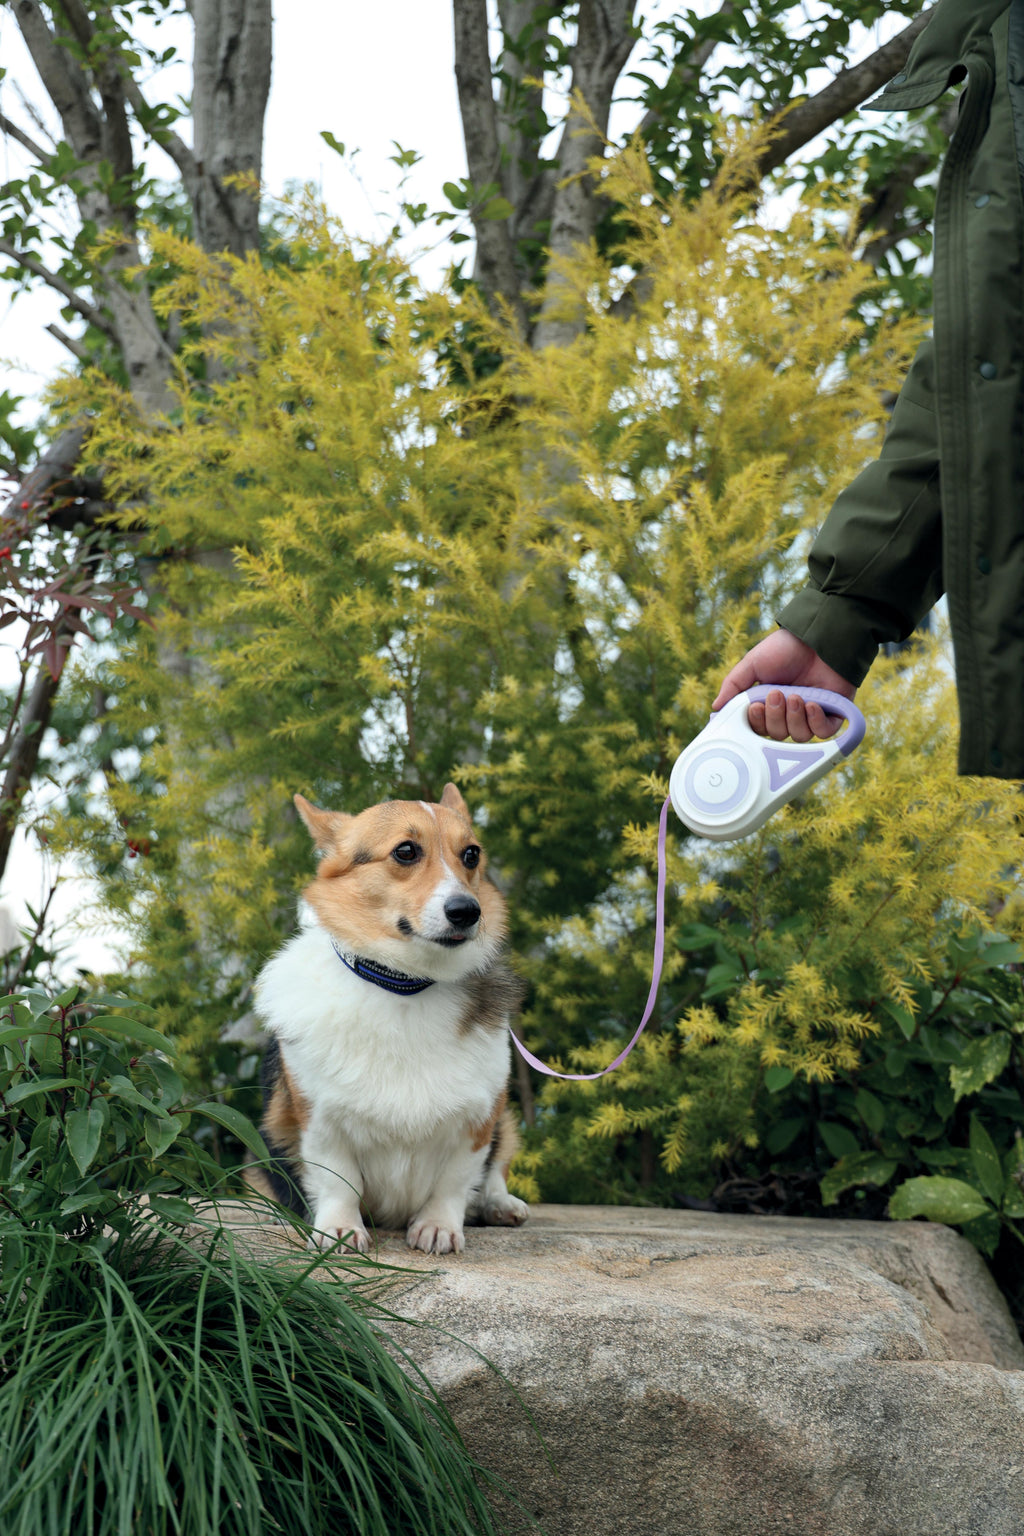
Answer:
[0,986,263,1238]
[0,1222,519,1536]
[0,987,528,1535]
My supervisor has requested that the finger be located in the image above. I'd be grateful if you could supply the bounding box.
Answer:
[763,690,790,741]
[712,660,756,711]
[747,702,767,737]
[785,696,814,744]
[805,702,842,740]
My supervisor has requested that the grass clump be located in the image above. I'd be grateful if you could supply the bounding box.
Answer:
[0,986,528,1535]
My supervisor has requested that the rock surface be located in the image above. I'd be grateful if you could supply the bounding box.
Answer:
[221,1203,1024,1536]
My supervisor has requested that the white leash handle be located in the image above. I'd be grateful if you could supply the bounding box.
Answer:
[669,686,865,842]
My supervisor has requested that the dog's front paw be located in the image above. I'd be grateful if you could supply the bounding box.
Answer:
[407,1214,465,1256]
[483,1193,529,1227]
[308,1221,370,1254]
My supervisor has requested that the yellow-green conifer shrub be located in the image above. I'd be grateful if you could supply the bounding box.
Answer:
[54,146,1023,1218]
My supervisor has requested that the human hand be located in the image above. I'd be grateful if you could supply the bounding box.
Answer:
[713,630,857,742]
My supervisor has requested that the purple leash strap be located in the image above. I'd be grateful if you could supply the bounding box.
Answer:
[509,796,671,1081]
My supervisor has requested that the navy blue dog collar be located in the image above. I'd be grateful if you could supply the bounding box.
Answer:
[331,939,435,996]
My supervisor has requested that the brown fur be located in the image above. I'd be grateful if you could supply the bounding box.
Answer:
[493,1107,520,1180]
[457,962,526,1036]
[471,1089,508,1153]
[263,1056,310,1152]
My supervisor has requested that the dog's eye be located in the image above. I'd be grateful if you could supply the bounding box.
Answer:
[461,845,481,870]
[391,841,421,865]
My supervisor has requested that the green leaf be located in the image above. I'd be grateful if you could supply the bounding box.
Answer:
[880,998,916,1041]
[147,1194,195,1224]
[820,1152,898,1207]
[854,1088,886,1136]
[144,1111,185,1159]
[676,923,721,952]
[920,1027,962,1065]
[968,1115,1004,1207]
[949,1032,1012,1103]
[818,1121,860,1159]
[4,1077,77,1105]
[764,1065,795,1093]
[1003,1146,1024,1218]
[959,1211,1002,1258]
[81,1014,173,1055]
[107,1075,164,1114]
[59,1180,104,1217]
[65,1105,105,1176]
[916,1145,960,1169]
[144,1055,183,1105]
[87,992,156,1014]
[0,1022,46,1050]
[888,1175,991,1226]
[884,1047,908,1078]
[703,959,743,999]
[480,195,515,221]
[190,1100,268,1162]
[764,1117,804,1154]
[974,934,1021,968]
[320,129,345,157]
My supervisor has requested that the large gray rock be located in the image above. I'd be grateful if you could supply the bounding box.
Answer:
[221,1203,1024,1536]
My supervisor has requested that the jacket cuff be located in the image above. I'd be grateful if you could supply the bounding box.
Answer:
[775,588,884,688]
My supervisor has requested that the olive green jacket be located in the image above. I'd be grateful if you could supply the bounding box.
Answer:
[778,0,1024,776]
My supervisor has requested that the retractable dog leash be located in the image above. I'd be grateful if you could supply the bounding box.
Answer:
[509,686,866,1081]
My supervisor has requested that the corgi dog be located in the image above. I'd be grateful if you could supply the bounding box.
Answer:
[246,783,529,1256]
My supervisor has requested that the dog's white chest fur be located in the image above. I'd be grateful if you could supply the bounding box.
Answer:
[258,928,509,1134]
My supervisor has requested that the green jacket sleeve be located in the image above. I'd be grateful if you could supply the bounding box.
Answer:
[776,336,944,686]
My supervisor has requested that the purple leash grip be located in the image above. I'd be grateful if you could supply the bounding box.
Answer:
[743,685,866,757]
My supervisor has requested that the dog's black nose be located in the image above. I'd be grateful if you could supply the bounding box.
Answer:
[444,894,481,930]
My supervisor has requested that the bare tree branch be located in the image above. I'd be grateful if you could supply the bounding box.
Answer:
[1,425,89,521]
[4,877,58,992]
[45,321,90,360]
[0,236,116,337]
[758,7,936,179]
[189,0,272,256]
[0,107,49,163]
[0,642,66,883]
[14,0,104,162]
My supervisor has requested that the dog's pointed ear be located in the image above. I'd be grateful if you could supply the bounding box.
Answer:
[440,782,472,822]
[294,793,351,854]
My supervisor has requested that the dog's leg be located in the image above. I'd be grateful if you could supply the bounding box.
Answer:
[406,1144,486,1255]
[475,1162,529,1227]
[301,1120,370,1254]
[467,1108,528,1227]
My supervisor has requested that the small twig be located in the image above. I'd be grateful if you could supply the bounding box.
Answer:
[44,321,90,361]
[0,107,49,163]
[0,237,116,339]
